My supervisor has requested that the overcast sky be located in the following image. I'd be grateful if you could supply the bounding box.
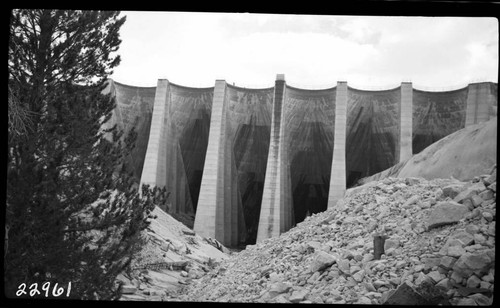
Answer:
[110,11,498,90]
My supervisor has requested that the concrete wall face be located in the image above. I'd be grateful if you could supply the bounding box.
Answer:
[226,85,274,245]
[465,83,498,126]
[108,80,156,180]
[412,87,468,154]
[284,86,336,220]
[109,78,497,246]
[164,84,213,215]
[345,87,401,187]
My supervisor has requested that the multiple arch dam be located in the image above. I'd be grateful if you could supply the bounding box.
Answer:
[104,75,497,247]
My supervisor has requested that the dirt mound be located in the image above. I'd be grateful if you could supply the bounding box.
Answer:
[177,167,496,305]
[360,117,497,184]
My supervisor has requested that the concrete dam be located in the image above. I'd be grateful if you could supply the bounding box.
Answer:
[105,75,497,247]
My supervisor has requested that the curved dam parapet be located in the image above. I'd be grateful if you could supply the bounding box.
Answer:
[108,76,497,247]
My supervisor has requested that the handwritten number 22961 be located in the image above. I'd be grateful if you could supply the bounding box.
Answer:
[16,282,72,297]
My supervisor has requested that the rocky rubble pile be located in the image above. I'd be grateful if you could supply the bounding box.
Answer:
[177,165,496,305]
[116,206,227,301]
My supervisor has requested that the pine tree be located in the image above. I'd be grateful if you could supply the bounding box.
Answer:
[6,9,155,300]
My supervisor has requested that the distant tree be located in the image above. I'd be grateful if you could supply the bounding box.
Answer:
[6,9,155,300]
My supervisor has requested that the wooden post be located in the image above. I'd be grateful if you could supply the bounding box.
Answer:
[373,233,387,260]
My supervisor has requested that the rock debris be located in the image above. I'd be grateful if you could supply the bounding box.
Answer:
[175,166,496,305]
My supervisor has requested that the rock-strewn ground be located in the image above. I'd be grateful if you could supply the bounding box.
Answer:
[176,165,496,305]
[116,206,228,301]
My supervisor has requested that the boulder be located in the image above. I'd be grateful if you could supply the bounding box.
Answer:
[373,279,390,289]
[466,275,482,288]
[478,189,494,201]
[453,250,494,278]
[483,169,496,186]
[337,259,350,275]
[465,224,480,235]
[426,201,469,230]
[414,280,450,305]
[121,284,138,294]
[450,231,475,246]
[356,296,372,304]
[470,195,484,207]
[427,271,445,283]
[455,297,477,305]
[453,182,487,203]
[352,269,365,282]
[402,195,420,208]
[381,282,430,305]
[442,184,464,199]
[289,289,309,303]
[469,293,493,306]
[446,245,466,258]
[384,237,400,251]
[435,278,451,290]
[439,256,457,269]
[269,282,292,297]
[306,241,322,251]
[362,282,376,292]
[308,251,337,273]
[482,211,494,222]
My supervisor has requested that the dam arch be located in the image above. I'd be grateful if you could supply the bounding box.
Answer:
[106,76,497,247]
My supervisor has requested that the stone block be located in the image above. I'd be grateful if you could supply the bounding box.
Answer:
[442,184,464,199]
[269,282,292,297]
[478,189,494,201]
[289,289,309,303]
[465,224,480,234]
[308,251,337,273]
[337,259,350,275]
[439,256,457,269]
[384,237,401,251]
[435,278,451,290]
[453,251,493,278]
[470,195,484,207]
[469,293,493,306]
[427,271,445,283]
[466,275,482,288]
[426,201,469,230]
[121,284,138,294]
[447,245,466,258]
[453,182,487,203]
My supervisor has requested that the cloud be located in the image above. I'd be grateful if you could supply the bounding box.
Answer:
[111,13,498,89]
